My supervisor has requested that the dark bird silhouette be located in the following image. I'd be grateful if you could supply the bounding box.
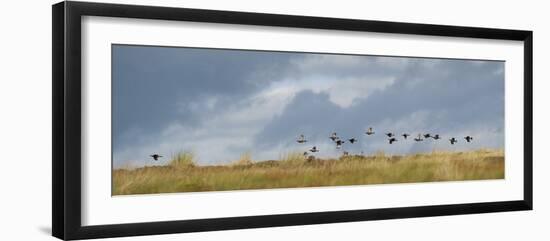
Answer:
[402,133,410,139]
[310,146,319,152]
[150,154,162,161]
[449,138,458,145]
[432,134,441,140]
[388,137,398,144]
[335,139,345,149]
[303,152,309,156]
[414,134,423,142]
[423,133,431,139]
[348,138,357,144]
[365,127,375,135]
[296,134,307,143]
[464,136,473,142]
[329,132,340,142]
[385,132,394,137]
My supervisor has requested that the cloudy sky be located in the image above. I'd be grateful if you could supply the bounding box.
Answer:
[112,44,504,168]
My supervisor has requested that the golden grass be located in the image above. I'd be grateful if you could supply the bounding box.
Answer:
[112,149,504,195]
[169,151,196,169]
[230,152,254,166]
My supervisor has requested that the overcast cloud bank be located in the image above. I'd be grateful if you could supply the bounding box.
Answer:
[113,45,504,167]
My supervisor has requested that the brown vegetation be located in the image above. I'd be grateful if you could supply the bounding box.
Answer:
[112,149,504,195]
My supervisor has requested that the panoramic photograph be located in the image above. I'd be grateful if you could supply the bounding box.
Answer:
[112,44,505,196]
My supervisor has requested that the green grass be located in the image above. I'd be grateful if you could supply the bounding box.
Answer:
[112,149,504,195]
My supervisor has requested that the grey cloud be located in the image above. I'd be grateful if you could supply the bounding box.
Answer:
[112,45,293,151]
[112,45,504,167]
[254,58,504,156]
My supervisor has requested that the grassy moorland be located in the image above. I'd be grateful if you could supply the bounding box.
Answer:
[112,149,504,195]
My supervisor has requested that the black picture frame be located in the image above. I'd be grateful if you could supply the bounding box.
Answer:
[52,1,533,240]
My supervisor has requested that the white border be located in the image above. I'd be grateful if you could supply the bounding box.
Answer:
[82,16,524,226]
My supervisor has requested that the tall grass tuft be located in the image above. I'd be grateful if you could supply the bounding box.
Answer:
[231,152,254,166]
[169,151,196,169]
[280,152,308,166]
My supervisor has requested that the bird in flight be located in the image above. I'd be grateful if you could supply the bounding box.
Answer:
[329,132,340,142]
[348,138,357,144]
[402,133,410,139]
[296,134,307,143]
[414,134,423,142]
[464,136,473,142]
[449,138,458,145]
[150,154,162,161]
[309,146,319,152]
[432,134,441,140]
[388,137,398,144]
[365,127,375,135]
[335,139,345,149]
[423,133,431,139]
[385,132,394,137]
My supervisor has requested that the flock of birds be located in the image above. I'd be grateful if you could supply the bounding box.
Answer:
[298,127,474,157]
[148,127,474,161]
